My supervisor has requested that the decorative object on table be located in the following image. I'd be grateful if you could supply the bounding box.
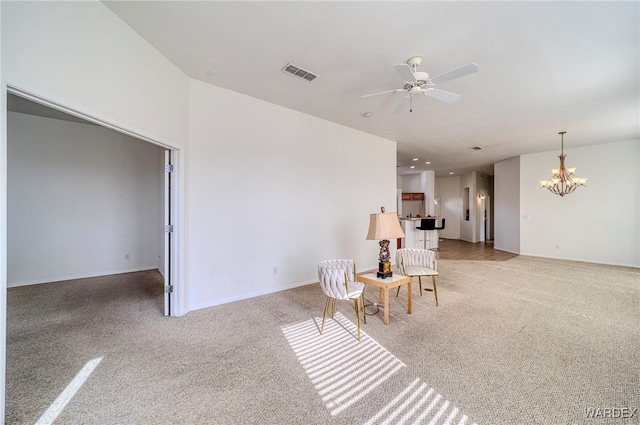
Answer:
[395,248,440,306]
[317,259,366,341]
[540,131,587,197]
[366,206,405,278]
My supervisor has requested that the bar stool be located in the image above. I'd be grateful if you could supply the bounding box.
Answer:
[431,218,446,252]
[416,218,436,249]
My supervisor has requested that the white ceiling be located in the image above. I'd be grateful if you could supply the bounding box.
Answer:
[101,1,639,176]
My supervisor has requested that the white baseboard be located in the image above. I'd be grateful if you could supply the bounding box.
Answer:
[188,278,318,313]
[7,267,159,288]
[519,252,639,269]
[493,245,520,255]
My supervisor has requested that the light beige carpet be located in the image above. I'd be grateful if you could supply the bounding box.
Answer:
[5,256,640,424]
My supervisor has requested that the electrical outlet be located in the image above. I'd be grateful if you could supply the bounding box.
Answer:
[125,253,130,260]
[555,244,560,249]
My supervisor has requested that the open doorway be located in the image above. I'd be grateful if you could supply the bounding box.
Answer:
[6,91,178,316]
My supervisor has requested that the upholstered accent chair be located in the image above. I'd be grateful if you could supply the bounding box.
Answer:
[395,248,439,306]
[317,259,366,340]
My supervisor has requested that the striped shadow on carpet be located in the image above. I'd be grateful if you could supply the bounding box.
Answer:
[282,313,478,425]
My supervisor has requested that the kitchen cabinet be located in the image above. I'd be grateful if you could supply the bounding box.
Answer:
[402,192,424,201]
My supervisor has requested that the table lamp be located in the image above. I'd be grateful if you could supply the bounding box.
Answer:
[366,207,405,278]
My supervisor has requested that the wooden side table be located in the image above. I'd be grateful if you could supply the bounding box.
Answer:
[356,273,412,325]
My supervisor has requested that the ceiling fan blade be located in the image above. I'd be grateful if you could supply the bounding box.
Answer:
[393,63,416,82]
[429,63,479,85]
[361,89,404,98]
[394,95,411,113]
[425,88,461,103]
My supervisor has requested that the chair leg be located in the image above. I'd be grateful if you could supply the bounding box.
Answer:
[353,299,361,341]
[320,297,331,334]
[361,293,367,324]
[396,285,401,297]
[331,298,336,317]
[432,276,439,306]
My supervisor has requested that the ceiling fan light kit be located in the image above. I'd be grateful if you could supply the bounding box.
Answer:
[362,56,479,112]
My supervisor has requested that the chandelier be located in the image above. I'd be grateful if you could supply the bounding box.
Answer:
[540,131,587,197]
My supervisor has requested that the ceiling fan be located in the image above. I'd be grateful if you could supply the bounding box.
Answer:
[362,56,479,112]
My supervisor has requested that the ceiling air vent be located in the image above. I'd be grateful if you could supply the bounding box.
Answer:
[471,146,483,150]
[282,63,318,82]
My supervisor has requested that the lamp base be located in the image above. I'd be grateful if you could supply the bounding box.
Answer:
[377,261,392,279]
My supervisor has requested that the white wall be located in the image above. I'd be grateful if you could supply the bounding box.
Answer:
[435,173,493,242]
[2,2,189,420]
[486,175,495,240]
[1,2,399,420]
[399,174,423,217]
[475,173,490,242]
[459,172,475,242]
[186,80,398,310]
[398,171,435,216]
[494,157,521,254]
[421,171,435,215]
[7,112,164,286]
[2,0,188,306]
[0,0,398,314]
[399,174,421,193]
[435,176,462,240]
[1,1,188,146]
[520,139,639,267]
[0,3,6,421]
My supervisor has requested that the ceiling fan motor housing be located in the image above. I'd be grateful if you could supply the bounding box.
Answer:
[404,72,430,90]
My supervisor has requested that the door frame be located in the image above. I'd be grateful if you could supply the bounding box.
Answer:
[1,80,184,422]
[163,149,179,316]
[4,84,182,316]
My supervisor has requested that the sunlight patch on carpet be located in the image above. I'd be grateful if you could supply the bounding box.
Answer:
[364,377,477,425]
[283,314,479,424]
[282,312,406,416]
[35,357,103,425]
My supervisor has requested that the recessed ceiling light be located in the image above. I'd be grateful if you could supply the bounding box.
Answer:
[425,161,431,165]
[449,172,454,175]
[471,146,483,150]
[362,112,373,118]
[413,158,418,161]
[410,165,416,169]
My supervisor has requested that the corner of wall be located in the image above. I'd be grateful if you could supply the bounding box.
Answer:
[1,27,8,423]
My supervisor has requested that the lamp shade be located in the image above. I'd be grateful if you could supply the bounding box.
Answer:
[366,212,405,240]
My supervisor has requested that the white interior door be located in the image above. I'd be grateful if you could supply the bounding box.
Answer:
[485,196,492,241]
[163,150,172,316]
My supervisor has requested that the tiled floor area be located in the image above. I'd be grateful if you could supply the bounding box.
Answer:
[436,239,518,261]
